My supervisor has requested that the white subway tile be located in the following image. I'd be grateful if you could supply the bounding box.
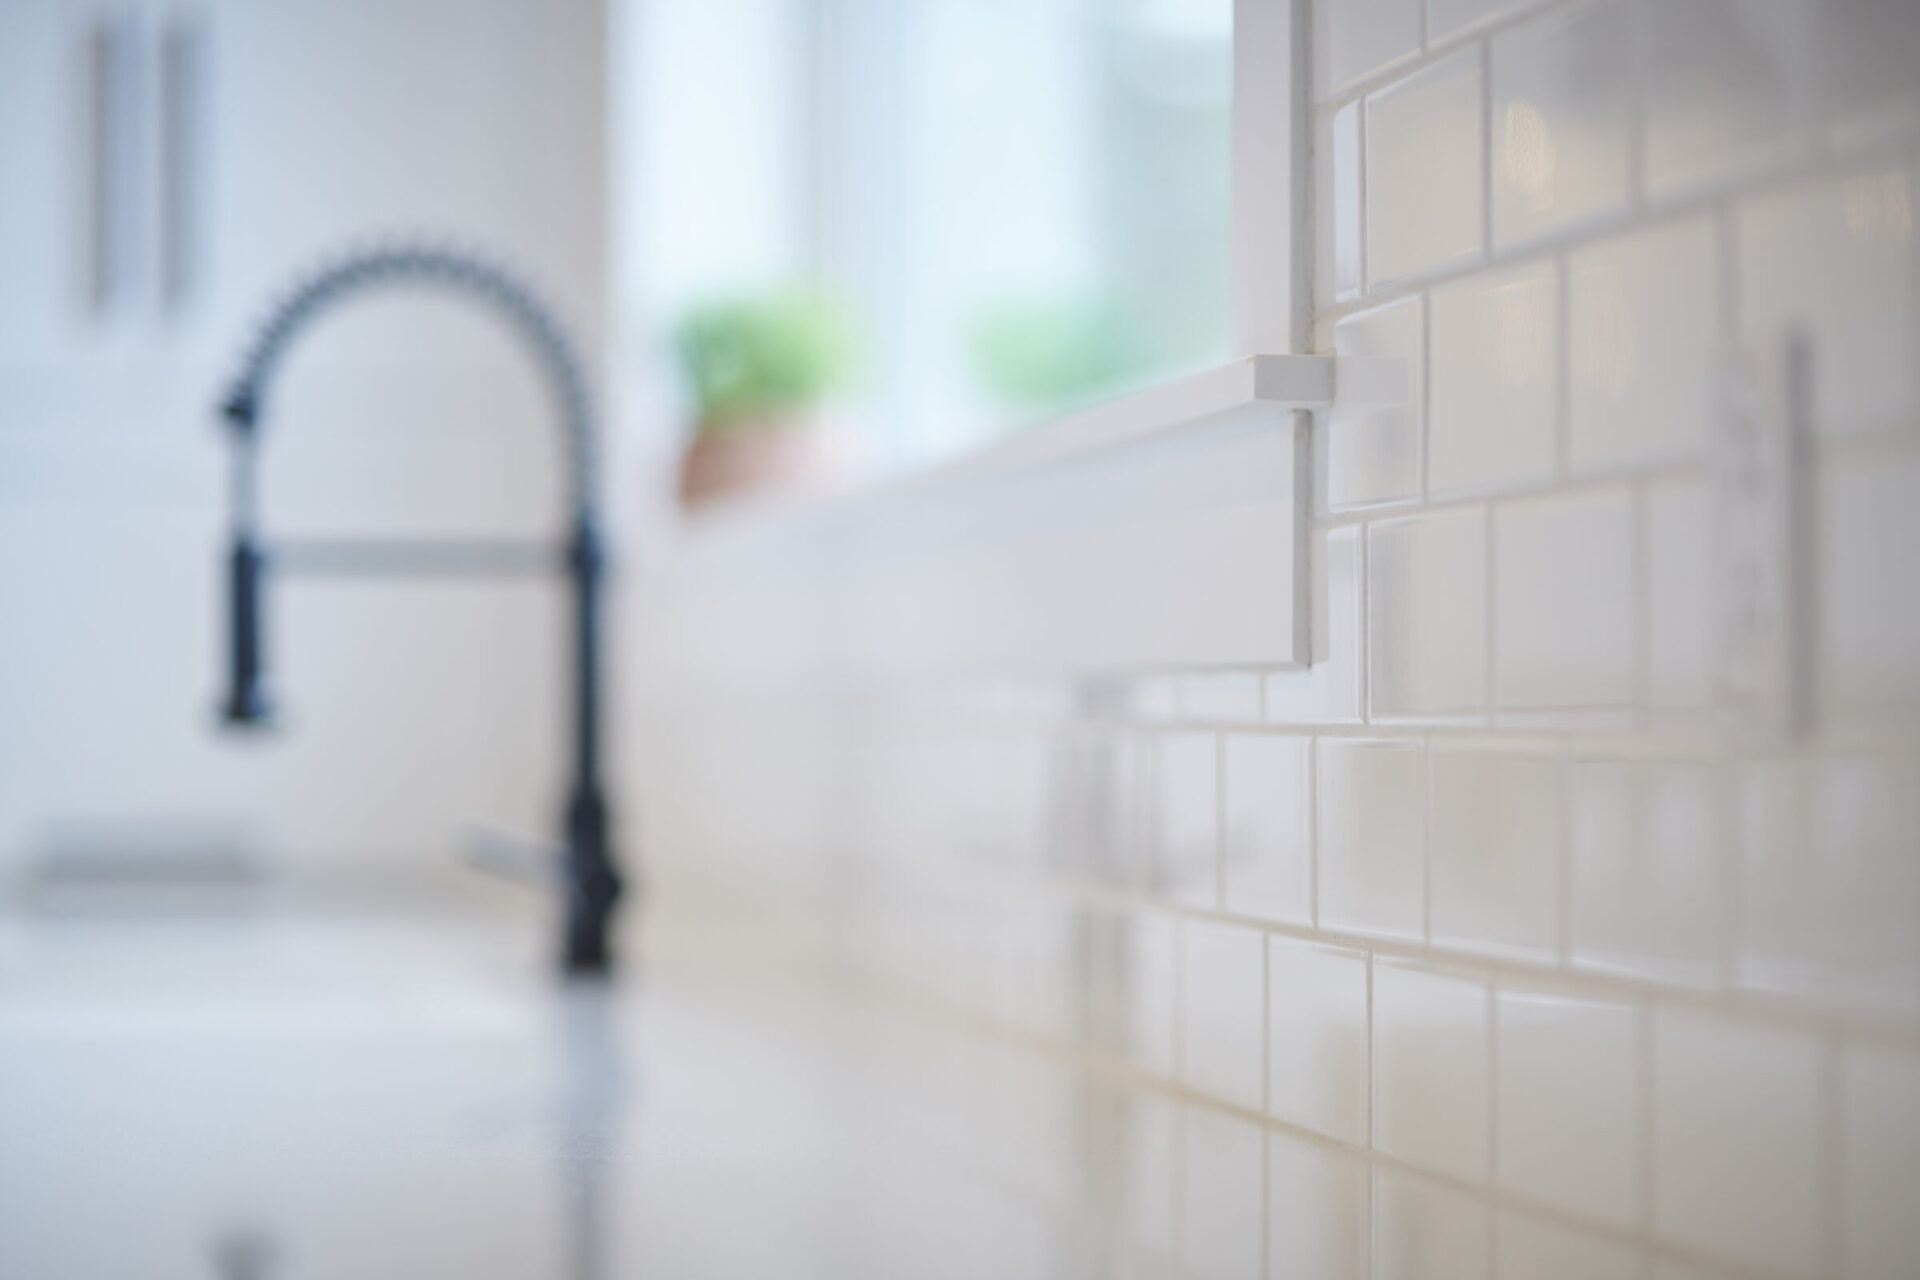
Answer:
[1150,732,1218,909]
[1645,0,1817,195]
[1182,1105,1265,1280]
[1267,938,1369,1144]
[1738,755,1920,1017]
[1569,219,1719,473]
[1317,739,1428,941]
[1329,297,1424,511]
[1222,733,1311,925]
[1843,1042,1920,1279]
[1822,452,1920,707]
[1652,1007,1825,1276]
[1817,0,1920,138]
[1429,258,1558,495]
[1495,488,1635,712]
[1375,961,1491,1182]
[1319,103,1363,307]
[1738,168,1915,434]
[1367,49,1485,283]
[1428,0,1538,43]
[1495,1212,1644,1280]
[1645,480,1713,712]
[1490,2,1634,247]
[1569,760,1724,985]
[1318,0,1422,94]
[1268,1134,1368,1280]
[1495,990,1640,1226]
[1373,1167,1492,1280]
[1268,527,1365,725]
[1429,744,1562,957]
[1181,673,1264,723]
[1129,911,1180,1078]
[1368,508,1489,718]
[1125,1089,1179,1258]
[1181,920,1267,1113]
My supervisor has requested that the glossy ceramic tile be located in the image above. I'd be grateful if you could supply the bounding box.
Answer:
[1372,1167,1492,1280]
[1495,1211,1644,1280]
[1368,507,1489,718]
[1317,102,1364,308]
[1644,479,1713,712]
[1315,738,1428,941]
[1128,910,1181,1078]
[1569,218,1719,473]
[1495,989,1640,1225]
[1266,527,1365,725]
[1366,49,1485,284]
[1329,296,1424,510]
[1268,1134,1369,1280]
[1816,0,1920,136]
[1738,168,1915,434]
[1221,733,1312,925]
[1180,919,1267,1112]
[1429,744,1562,957]
[1181,1106,1265,1280]
[1569,760,1724,985]
[1428,0,1538,44]
[1373,961,1491,1182]
[1181,673,1263,723]
[1150,732,1219,908]
[1318,0,1422,95]
[1644,0,1817,195]
[1653,1007,1826,1276]
[1490,2,1633,247]
[1495,487,1635,712]
[1821,451,1920,707]
[1843,1042,1920,1279]
[1428,258,1558,495]
[1267,937,1370,1144]
[1738,754,1920,1016]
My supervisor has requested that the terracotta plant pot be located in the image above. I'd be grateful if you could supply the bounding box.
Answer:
[677,414,849,509]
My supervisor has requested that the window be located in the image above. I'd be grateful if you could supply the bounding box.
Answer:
[622,0,1237,471]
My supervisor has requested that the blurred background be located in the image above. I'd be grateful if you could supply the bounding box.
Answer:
[3,1,1919,1278]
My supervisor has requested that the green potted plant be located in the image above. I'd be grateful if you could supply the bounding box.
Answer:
[673,289,855,508]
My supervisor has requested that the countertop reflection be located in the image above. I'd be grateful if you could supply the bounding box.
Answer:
[0,902,1157,1280]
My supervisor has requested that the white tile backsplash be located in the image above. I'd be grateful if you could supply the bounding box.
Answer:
[1495,989,1640,1225]
[1429,258,1559,495]
[638,3,1920,1275]
[1319,0,1423,96]
[1490,2,1633,248]
[1569,218,1720,473]
[1182,1105,1266,1280]
[1316,738,1428,940]
[1429,743,1562,957]
[1844,1042,1920,1279]
[1267,937,1370,1144]
[1366,49,1486,284]
[1645,0,1818,195]
[1268,1134,1369,1280]
[1181,920,1267,1112]
[1329,297,1424,510]
[1495,487,1635,712]
[1222,733,1312,925]
[1368,507,1489,718]
[1374,960,1492,1182]
[1739,168,1916,434]
[1652,1006,1826,1276]
[1373,1167,1492,1280]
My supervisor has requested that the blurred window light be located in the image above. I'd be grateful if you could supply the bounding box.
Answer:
[627,0,1235,471]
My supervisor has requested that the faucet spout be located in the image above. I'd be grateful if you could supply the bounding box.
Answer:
[215,241,625,975]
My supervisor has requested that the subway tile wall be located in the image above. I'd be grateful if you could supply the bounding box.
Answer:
[637,2,1920,1276]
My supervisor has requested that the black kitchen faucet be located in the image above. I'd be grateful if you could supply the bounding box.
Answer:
[216,242,624,974]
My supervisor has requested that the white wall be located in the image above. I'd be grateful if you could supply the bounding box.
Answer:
[632,1,1920,1277]
[0,0,608,877]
